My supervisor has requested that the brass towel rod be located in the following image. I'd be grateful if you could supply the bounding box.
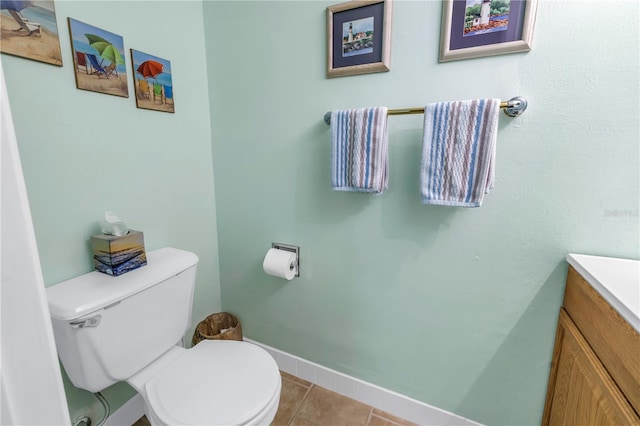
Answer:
[323,96,528,125]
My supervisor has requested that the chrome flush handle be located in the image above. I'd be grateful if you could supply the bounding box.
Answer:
[69,315,101,329]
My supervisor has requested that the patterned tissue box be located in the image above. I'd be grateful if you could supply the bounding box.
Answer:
[90,230,147,276]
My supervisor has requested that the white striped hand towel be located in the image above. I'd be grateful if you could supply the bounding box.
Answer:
[420,99,500,207]
[331,107,389,194]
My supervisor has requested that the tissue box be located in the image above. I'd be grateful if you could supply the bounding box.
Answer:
[91,230,147,276]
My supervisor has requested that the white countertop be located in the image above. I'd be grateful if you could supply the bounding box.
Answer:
[566,254,640,333]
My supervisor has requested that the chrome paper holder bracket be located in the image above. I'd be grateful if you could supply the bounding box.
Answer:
[271,242,300,277]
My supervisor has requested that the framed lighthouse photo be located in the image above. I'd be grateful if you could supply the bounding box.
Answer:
[326,0,392,78]
[439,0,538,63]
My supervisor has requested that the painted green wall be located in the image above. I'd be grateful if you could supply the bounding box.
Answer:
[3,0,219,422]
[3,0,638,424]
[204,1,639,425]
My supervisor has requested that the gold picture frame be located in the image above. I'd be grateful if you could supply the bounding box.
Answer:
[326,0,392,78]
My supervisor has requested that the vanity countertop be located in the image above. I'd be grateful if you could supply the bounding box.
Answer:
[566,254,640,333]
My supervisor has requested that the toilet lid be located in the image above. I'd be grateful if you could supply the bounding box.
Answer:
[144,340,281,425]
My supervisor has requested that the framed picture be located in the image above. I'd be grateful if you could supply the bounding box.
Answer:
[326,0,392,78]
[68,18,128,97]
[439,0,538,63]
[131,49,174,113]
[0,0,63,66]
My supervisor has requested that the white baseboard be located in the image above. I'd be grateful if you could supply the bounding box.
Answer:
[105,340,481,426]
[245,338,481,426]
[103,393,145,426]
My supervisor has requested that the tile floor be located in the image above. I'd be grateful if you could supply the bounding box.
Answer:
[133,371,417,426]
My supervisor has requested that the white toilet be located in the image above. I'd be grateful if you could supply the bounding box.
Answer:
[46,247,282,425]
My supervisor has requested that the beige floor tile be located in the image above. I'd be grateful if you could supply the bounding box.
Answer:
[367,415,397,426]
[295,385,372,426]
[271,378,311,426]
[370,409,418,426]
[289,417,320,426]
[132,416,151,426]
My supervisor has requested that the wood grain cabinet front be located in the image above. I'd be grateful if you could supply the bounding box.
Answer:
[543,266,640,426]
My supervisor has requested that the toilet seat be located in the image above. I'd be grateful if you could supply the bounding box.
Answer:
[143,340,281,425]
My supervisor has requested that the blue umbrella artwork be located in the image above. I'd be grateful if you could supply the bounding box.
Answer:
[0,0,63,65]
[1,0,35,33]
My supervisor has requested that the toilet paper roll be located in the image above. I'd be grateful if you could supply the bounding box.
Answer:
[263,248,297,280]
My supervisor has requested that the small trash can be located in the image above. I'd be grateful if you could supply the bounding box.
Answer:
[192,312,243,346]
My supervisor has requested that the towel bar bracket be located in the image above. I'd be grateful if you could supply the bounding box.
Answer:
[502,96,528,117]
[323,96,528,124]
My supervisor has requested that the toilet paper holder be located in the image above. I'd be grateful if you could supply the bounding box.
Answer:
[271,242,299,277]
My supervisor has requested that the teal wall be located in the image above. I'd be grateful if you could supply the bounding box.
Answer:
[2,0,219,422]
[3,0,639,425]
[204,1,639,425]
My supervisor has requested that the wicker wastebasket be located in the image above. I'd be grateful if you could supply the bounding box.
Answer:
[192,312,243,346]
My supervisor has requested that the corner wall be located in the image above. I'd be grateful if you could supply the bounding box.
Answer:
[203,1,639,424]
[2,1,219,421]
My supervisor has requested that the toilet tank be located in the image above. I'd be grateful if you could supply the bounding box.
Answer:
[46,247,199,393]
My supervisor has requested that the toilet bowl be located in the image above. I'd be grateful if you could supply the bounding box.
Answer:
[128,340,282,425]
[46,247,282,426]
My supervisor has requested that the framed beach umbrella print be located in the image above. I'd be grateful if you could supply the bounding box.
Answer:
[0,0,63,66]
[68,17,128,97]
[131,49,174,113]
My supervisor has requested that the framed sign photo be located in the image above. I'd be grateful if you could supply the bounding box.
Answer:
[326,0,392,78]
[439,0,538,63]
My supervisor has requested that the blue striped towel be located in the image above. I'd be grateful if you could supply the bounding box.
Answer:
[420,99,500,207]
[331,107,389,194]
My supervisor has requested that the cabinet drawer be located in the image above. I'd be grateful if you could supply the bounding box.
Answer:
[564,266,640,414]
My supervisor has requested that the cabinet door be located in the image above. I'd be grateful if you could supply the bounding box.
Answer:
[544,309,639,425]
[564,266,640,413]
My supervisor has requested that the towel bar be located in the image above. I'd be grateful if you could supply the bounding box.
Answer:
[323,96,527,125]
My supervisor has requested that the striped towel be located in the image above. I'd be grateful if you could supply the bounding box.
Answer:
[331,107,389,194]
[420,99,500,207]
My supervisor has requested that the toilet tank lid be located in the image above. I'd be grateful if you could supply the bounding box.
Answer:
[46,247,199,321]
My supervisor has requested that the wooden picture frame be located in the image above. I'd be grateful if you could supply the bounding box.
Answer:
[439,0,538,63]
[327,0,392,78]
[0,0,63,66]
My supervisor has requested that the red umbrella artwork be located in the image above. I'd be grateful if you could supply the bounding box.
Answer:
[137,60,164,80]
[131,48,174,113]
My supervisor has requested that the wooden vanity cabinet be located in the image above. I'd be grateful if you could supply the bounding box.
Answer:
[543,266,640,425]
